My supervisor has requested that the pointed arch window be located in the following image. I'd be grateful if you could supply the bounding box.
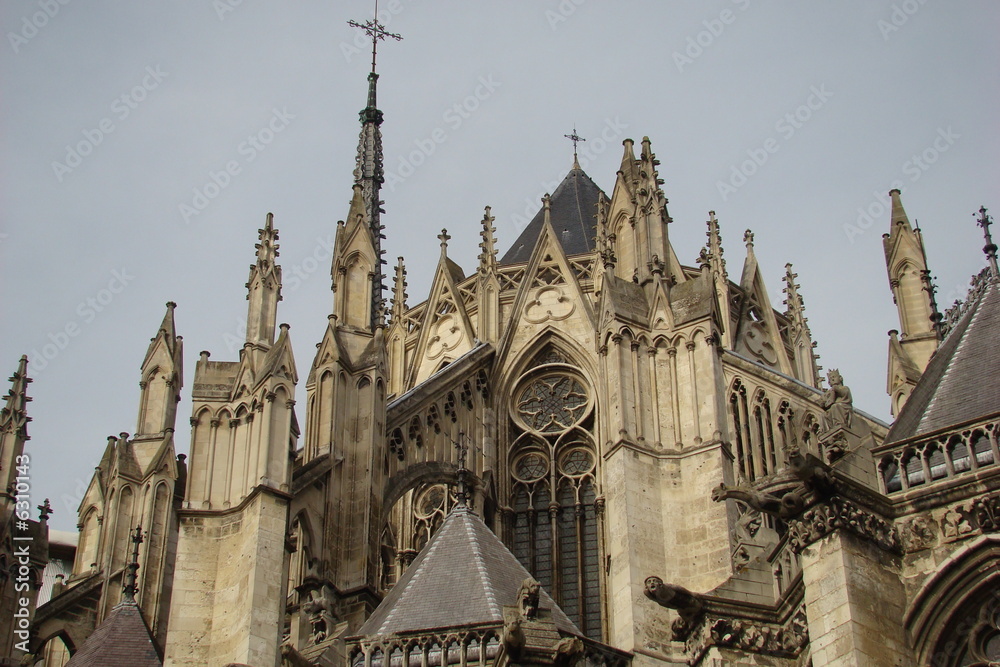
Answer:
[507,353,601,639]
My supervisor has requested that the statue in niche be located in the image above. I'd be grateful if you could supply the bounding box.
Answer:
[819,369,853,432]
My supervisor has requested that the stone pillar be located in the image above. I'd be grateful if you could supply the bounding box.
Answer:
[799,528,914,665]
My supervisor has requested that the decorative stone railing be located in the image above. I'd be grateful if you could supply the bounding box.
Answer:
[874,418,999,495]
[347,626,629,667]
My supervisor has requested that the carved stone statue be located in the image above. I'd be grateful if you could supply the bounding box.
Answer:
[517,577,541,619]
[552,636,584,667]
[302,585,336,644]
[502,616,525,658]
[711,483,804,519]
[644,576,705,639]
[819,369,853,432]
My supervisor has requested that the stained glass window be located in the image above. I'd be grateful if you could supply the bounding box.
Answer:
[516,374,588,433]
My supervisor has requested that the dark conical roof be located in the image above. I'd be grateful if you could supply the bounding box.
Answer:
[64,600,162,666]
[357,506,579,637]
[885,274,1000,444]
[500,167,605,264]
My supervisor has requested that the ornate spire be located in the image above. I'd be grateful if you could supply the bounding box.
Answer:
[1,355,31,440]
[391,256,408,322]
[889,188,911,229]
[245,213,282,348]
[782,264,808,332]
[706,211,727,280]
[347,6,401,330]
[478,206,498,274]
[783,263,824,386]
[122,525,143,603]
[976,205,999,278]
[617,138,639,191]
[596,191,616,270]
[254,212,280,273]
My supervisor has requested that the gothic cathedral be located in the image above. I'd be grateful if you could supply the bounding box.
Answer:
[4,38,1000,667]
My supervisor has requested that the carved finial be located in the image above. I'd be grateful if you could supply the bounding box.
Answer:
[782,263,804,321]
[254,212,280,270]
[920,269,944,338]
[478,206,498,274]
[122,525,144,603]
[706,211,727,279]
[438,228,451,255]
[542,194,552,227]
[37,498,52,522]
[743,229,754,249]
[391,256,408,321]
[976,205,999,277]
[564,126,586,169]
[697,248,711,270]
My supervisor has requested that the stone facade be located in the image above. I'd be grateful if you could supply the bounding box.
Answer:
[8,71,1000,667]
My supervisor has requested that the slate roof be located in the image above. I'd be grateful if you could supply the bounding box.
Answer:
[500,166,605,265]
[64,599,162,667]
[357,505,579,637]
[885,274,1000,444]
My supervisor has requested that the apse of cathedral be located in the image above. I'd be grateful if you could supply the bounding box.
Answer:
[3,15,1000,667]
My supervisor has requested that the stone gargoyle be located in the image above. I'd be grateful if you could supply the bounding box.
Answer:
[644,576,705,640]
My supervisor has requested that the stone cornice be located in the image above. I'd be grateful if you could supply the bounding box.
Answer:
[177,482,291,517]
[602,436,728,462]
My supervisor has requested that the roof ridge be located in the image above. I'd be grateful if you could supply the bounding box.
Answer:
[374,512,452,635]
[463,514,502,618]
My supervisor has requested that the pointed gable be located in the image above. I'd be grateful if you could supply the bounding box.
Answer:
[357,506,579,637]
[733,231,791,374]
[497,211,597,364]
[501,166,605,264]
[408,238,477,386]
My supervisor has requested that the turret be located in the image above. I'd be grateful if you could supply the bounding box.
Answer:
[332,185,382,331]
[244,212,282,355]
[882,189,940,414]
[136,302,183,438]
[605,137,682,291]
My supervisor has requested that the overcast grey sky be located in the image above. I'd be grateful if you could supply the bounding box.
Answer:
[3,1,997,532]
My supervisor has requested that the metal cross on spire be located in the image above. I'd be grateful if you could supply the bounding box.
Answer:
[347,0,403,75]
[564,126,586,168]
[975,206,999,278]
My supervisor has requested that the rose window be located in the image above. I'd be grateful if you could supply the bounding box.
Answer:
[415,484,447,519]
[515,374,589,433]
